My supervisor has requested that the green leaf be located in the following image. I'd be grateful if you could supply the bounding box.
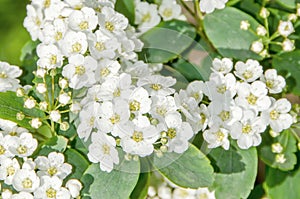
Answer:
[115,0,135,25]
[81,151,140,199]
[276,0,296,9]
[65,148,90,180]
[38,135,68,156]
[208,143,258,199]
[0,91,45,130]
[139,20,196,63]
[203,7,262,61]
[172,58,206,81]
[259,129,297,171]
[264,165,300,199]
[273,50,300,95]
[153,144,214,188]
[130,172,150,199]
[20,40,39,85]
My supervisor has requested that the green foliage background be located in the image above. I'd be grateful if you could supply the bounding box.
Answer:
[0,0,30,65]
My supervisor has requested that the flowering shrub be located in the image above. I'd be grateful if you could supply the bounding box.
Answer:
[0,0,300,198]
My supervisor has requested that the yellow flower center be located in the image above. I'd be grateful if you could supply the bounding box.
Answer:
[50,55,57,65]
[17,145,28,155]
[100,68,110,77]
[217,84,227,94]
[242,124,252,134]
[105,21,115,32]
[219,111,230,122]
[270,110,279,120]
[102,144,111,155]
[113,88,121,97]
[22,178,33,189]
[266,80,274,89]
[89,116,95,126]
[47,167,58,176]
[7,166,15,176]
[44,0,51,8]
[142,13,151,22]
[110,114,120,124]
[216,130,225,142]
[0,72,8,79]
[246,93,258,105]
[199,193,208,199]
[151,84,162,91]
[132,131,144,142]
[79,21,89,30]
[200,113,206,125]
[95,42,105,51]
[72,42,82,53]
[167,128,177,139]
[243,70,253,80]
[0,145,6,155]
[75,65,85,75]
[130,100,141,111]
[156,107,167,116]
[46,187,57,198]
[163,8,173,18]
[55,32,63,41]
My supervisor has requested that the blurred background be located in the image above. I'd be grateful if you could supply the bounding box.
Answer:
[0,0,30,65]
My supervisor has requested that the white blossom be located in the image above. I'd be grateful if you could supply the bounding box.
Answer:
[212,58,233,74]
[60,31,88,56]
[66,179,82,198]
[137,75,176,96]
[37,44,63,69]
[135,1,160,32]
[8,133,38,157]
[158,0,182,21]
[0,157,20,185]
[203,125,230,150]
[234,59,263,82]
[0,62,22,92]
[12,168,40,192]
[200,0,228,14]
[261,69,286,94]
[23,4,44,41]
[278,20,294,37]
[68,7,98,32]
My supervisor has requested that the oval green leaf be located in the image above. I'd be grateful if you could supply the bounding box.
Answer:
[153,144,214,188]
[203,7,262,61]
[139,20,196,63]
[81,152,140,199]
[208,143,258,199]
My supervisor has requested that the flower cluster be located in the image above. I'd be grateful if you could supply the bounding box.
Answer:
[190,58,293,150]
[0,120,82,198]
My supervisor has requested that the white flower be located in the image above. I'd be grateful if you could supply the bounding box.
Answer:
[234,59,263,82]
[11,192,34,199]
[150,95,177,122]
[41,19,67,44]
[173,187,196,199]
[121,122,159,157]
[95,59,121,83]
[36,83,47,94]
[174,90,198,121]
[1,189,13,199]
[36,68,47,78]
[203,125,230,150]
[262,98,293,132]
[60,31,88,56]
[34,176,71,199]
[272,143,283,153]
[49,110,61,122]
[0,62,22,92]
[37,44,63,69]
[123,60,151,78]
[159,112,193,153]
[275,153,286,164]
[188,104,210,132]
[235,81,271,112]
[12,168,40,192]
[261,69,286,94]
[157,184,172,199]
[66,179,82,198]
[88,30,119,59]
[128,87,152,114]
[208,100,242,128]
[202,72,237,101]
[77,102,101,141]
[137,75,176,96]
[135,1,161,32]
[231,110,266,149]
[29,118,42,129]
[282,39,295,52]
[158,0,182,21]
[23,4,44,41]
[68,7,98,32]
[186,81,204,103]
[278,20,294,37]
[24,97,36,109]
[35,152,72,179]
[58,93,71,106]
[251,40,264,54]
[196,187,215,199]
[8,133,38,157]
[200,0,228,14]
[0,157,20,185]
[256,25,267,36]
[99,73,133,101]
[88,133,119,172]
[98,6,128,34]
[32,0,66,21]
[240,20,250,30]
[0,134,14,159]
[212,58,233,74]
[98,99,130,136]
[62,54,97,89]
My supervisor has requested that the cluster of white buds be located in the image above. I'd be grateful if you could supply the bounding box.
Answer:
[0,120,82,198]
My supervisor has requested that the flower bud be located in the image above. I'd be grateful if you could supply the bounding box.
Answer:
[251,40,264,54]
[282,39,295,52]
[16,112,25,121]
[39,101,48,111]
[260,7,270,18]
[24,97,36,109]
[36,83,47,94]
[275,154,286,164]
[50,110,61,122]
[256,25,267,36]
[59,78,68,89]
[60,121,70,131]
[240,20,250,30]
[271,143,283,153]
[30,118,42,129]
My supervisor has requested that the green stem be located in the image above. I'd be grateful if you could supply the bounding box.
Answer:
[290,128,300,142]
[178,0,195,17]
